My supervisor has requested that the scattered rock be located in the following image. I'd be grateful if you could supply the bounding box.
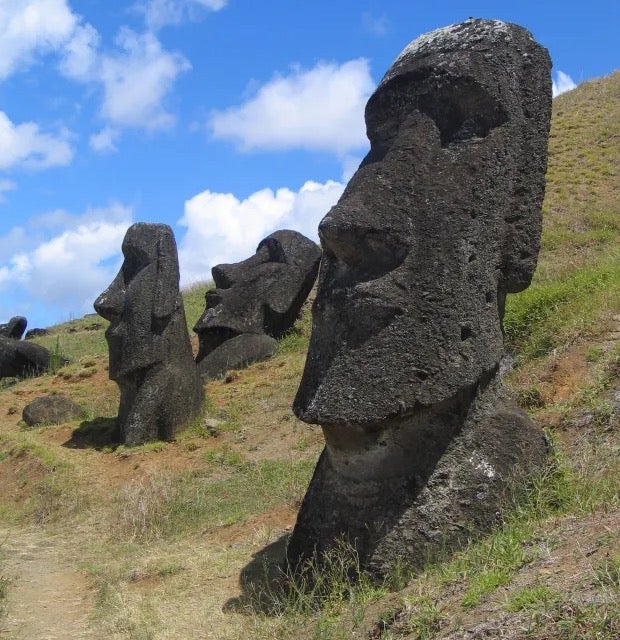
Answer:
[22,394,83,427]
[94,223,204,445]
[24,328,49,339]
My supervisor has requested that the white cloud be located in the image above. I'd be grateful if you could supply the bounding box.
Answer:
[362,12,389,37]
[89,127,119,154]
[0,179,17,203]
[136,0,227,30]
[0,111,73,169]
[177,179,343,284]
[0,203,133,318]
[0,0,78,79]
[59,22,100,81]
[209,59,374,155]
[552,70,577,97]
[98,28,190,130]
[59,21,190,133]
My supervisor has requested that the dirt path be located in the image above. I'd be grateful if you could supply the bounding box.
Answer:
[0,527,97,640]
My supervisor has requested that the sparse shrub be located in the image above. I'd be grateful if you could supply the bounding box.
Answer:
[518,384,546,409]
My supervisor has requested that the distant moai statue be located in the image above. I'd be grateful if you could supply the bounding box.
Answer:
[288,19,552,577]
[194,230,321,379]
[0,316,27,339]
[95,223,204,445]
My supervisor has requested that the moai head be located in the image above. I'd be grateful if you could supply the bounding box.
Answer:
[94,222,204,445]
[194,230,321,362]
[294,19,552,427]
[94,223,182,380]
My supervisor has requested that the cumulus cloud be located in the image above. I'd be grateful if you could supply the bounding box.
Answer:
[0,0,78,79]
[59,19,190,133]
[362,12,389,37]
[97,28,190,129]
[0,203,132,321]
[177,179,344,284]
[59,22,100,81]
[136,0,227,30]
[0,179,17,203]
[209,59,374,155]
[89,127,119,154]
[552,70,577,97]
[0,111,73,169]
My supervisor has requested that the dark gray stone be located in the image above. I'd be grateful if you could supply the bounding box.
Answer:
[23,394,83,426]
[94,223,204,445]
[0,316,27,339]
[0,337,50,378]
[194,230,320,378]
[288,19,552,577]
[24,328,49,339]
[196,333,277,379]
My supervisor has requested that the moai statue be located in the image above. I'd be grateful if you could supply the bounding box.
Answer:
[0,316,27,339]
[194,230,321,379]
[95,223,204,445]
[288,19,552,577]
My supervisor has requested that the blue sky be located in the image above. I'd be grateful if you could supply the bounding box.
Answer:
[0,0,618,330]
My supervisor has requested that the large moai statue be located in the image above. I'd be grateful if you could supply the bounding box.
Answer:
[288,19,552,577]
[194,230,321,379]
[95,223,204,445]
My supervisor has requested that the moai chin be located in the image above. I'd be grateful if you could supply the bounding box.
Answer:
[94,223,204,445]
[288,19,553,577]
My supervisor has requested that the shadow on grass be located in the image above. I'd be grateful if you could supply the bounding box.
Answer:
[63,416,119,450]
[223,533,291,615]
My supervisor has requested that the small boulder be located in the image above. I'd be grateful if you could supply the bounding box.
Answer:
[22,394,83,427]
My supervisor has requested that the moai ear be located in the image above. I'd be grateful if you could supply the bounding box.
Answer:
[152,227,180,321]
[500,50,551,294]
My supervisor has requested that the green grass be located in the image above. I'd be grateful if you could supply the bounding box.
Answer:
[505,584,561,613]
[181,280,212,332]
[112,458,314,541]
[504,255,620,360]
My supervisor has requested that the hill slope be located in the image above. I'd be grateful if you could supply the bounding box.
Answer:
[0,72,619,640]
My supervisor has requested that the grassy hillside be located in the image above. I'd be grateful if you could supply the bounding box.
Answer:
[0,72,618,639]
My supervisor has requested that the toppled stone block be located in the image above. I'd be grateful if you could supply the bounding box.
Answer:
[0,337,50,379]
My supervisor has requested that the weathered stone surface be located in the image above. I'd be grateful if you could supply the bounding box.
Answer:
[23,394,82,426]
[0,337,50,378]
[0,316,27,339]
[194,230,320,378]
[196,333,277,380]
[94,223,204,445]
[288,19,552,576]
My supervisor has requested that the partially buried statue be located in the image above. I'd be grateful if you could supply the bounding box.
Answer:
[95,223,204,445]
[194,230,321,379]
[288,19,552,576]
